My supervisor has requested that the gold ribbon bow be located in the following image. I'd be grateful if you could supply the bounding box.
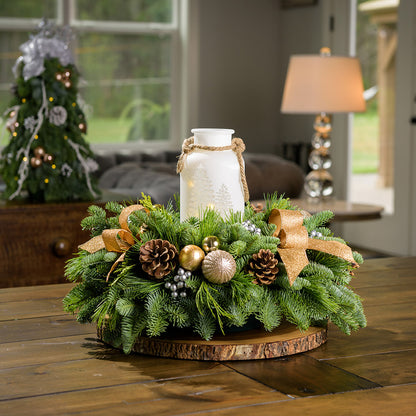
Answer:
[269,209,357,285]
[79,204,146,281]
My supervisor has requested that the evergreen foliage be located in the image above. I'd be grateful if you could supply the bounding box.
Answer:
[64,194,366,354]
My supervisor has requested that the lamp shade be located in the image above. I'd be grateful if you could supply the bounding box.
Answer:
[281,54,366,114]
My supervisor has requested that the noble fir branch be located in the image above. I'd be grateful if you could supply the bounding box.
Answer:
[80,205,108,236]
[116,298,136,317]
[277,290,311,330]
[105,200,124,215]
[196,208,225,242]
[117,273,164,300]
[303,210,334,232]
[194,309,217,340]
[145,289,169,337]
[263,193,292,218]
[77,294,106,324]
[63,283,93,313]
[121,310,148,354]
[92,284,122,330]
[256,291,282,331]
[165,302,190,328]
[225,303,250,328]
[228,240,247,257]
[353,251,364,265]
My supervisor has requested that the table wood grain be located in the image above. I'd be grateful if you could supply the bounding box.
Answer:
[1,257,415,415]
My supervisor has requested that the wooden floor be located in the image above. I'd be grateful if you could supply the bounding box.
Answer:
[1,257,416,415]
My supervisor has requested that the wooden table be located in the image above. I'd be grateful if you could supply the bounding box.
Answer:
[1,257,416,415]
[290,198,384,221]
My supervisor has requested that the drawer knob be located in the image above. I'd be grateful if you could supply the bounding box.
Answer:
[53,237,71,257]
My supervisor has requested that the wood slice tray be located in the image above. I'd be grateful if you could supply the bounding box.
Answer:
[98,322,327,361]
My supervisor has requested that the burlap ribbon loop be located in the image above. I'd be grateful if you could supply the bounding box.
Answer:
[176,136,250,202]
[79,204,146,280]
[269,208,357,286]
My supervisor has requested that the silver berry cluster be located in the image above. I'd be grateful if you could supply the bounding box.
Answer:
[310,230,323,238]
[165,267,190,298]
[242,220,261,235]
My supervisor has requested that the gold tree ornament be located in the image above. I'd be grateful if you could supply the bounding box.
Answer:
[78,122,87,133]
[201,250,236,284]
[179,245,205,271]
[34,146,46,158]
[202,235,220,252]
[139,239,178,279]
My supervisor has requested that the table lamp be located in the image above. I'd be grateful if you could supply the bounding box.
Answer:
[281,47,365,199]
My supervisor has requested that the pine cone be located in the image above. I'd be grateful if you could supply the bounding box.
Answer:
[247,249,279,285]
[139,239,178,279]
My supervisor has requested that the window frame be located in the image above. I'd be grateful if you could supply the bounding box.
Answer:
[0,0,190,153]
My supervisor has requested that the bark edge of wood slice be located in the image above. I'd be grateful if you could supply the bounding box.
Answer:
[97,322,327,361]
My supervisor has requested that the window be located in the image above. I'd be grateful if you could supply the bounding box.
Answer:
[0,0,186,150]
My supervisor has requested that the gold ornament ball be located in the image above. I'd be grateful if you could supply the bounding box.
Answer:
[202,235,220,252]
[64,80,72,89]
[201,250,236,284]
[30,157,42,168]
[64,71,71,78]
[34,146,46,158]
[55,73,62,81]
[179,245,205,271]
[78,122,87,133]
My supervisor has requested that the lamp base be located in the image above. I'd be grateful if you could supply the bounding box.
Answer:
[305,113,334,200]
[305,169,334,199]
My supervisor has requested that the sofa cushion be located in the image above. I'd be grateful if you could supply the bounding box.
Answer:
[98,152,304,205]
[98,163,179,205]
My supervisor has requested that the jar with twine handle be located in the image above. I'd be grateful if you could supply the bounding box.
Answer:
[177,128,249,221]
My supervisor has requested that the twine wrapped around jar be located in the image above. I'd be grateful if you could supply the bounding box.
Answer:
[177,129,249,221]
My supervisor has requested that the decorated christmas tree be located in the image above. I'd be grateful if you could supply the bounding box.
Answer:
[0,21,100,202]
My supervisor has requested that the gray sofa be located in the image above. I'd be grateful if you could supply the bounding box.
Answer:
[96,150,304,205]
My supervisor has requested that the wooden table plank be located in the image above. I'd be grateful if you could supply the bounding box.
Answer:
[0,298,67,321]
[0,335,99,370]
[0,315,95,344]
[189,384,416,416]
[327,349,416,386]
[226,354,380,397]
[0,368,287,416]
[0,354,228,401]
[0,283,73,303]
[356,284,416,306]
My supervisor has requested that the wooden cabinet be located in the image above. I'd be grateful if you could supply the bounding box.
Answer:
[0,199,105,287]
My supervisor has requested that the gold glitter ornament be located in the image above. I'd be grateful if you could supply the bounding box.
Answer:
[179,245,205,271]
[201,250,236,284]
[34,146,46,158]
[30,157,42,168]
[202,236,220,252]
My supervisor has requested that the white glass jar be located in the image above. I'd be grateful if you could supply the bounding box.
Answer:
[179,128,245,221]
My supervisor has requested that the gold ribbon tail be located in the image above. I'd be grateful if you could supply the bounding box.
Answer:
[277,248,309,286]
[307,238,358,267]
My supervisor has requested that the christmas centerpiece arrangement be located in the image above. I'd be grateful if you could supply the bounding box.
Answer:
[0,21,100,202]
[64,129,365,360]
